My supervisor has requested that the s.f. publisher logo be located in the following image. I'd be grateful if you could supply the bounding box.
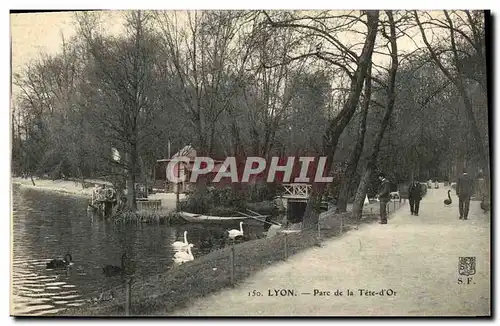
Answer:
[457,256,476,285]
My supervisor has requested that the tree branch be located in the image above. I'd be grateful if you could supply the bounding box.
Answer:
[262,10,360,63]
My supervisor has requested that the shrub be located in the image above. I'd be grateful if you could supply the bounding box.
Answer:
[246,183,278,202]
[113,210,182,225]
[180,185,282,216]
[209,187,246,209]
[179,188,214,214]
[180,186,246,214]
[207,206,240,217]
[245,201,277,216]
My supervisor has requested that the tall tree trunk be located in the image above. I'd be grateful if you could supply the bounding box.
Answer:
[301,11,380,229]
[413,151,421,181]
[78,166,85,189]
[127,141,138,211]
[352,10,399,220]
[143,160,150,198]
[336,64,372,212]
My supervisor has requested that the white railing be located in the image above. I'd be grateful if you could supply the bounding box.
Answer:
[283,183,312,198]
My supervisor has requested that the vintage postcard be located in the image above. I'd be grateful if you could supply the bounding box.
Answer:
[10,9,491,317]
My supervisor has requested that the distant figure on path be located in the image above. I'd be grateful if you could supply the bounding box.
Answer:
[456,169,474,220]
[408,180,423,216]
[377,173,391,224]
[476,171,490,213]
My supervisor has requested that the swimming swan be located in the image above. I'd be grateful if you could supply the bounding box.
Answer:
[172,231,191,250]
[173,244,194,263]
[227,222,244,239]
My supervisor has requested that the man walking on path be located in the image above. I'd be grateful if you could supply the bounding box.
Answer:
[408,180,423,216]
[377,173,391,224]
[457,169,474,220]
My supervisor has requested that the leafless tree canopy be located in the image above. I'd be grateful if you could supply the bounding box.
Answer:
[12,10,489,216]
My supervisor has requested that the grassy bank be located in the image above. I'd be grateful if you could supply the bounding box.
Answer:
[112,210,183,225]
[60,208,389,317]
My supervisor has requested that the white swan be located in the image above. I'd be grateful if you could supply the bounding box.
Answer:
[173,244,194,263]
[227,222,244,240]
[172,231,190,250]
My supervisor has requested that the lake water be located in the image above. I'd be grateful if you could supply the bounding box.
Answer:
[11,184,262,316]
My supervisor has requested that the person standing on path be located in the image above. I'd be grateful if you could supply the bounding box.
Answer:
[456,169,474,220]
[377,173,391,224]
[476,170,490,212]
[408,180,423,216]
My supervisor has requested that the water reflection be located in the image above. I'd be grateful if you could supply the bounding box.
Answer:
[11,184,263,315]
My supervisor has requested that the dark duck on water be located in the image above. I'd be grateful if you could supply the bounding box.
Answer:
[444,190,452,206]
[46,254,73,269]
[102,253,127,277]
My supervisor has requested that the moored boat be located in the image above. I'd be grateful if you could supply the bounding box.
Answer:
[178,211,270,224]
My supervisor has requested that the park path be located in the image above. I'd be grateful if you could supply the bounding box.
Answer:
[170,186,490,316]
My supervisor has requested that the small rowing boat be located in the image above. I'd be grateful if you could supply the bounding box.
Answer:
[178,211,270,224]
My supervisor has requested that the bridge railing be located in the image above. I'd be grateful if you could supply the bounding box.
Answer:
[282,183,312,198]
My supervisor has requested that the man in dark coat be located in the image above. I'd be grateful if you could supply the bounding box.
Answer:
[408,180,423,216]
[377,172,391,224]
[456,169,474,220]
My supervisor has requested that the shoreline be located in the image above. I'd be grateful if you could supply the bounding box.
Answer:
[11,177,183,212]
[12,177,95,198]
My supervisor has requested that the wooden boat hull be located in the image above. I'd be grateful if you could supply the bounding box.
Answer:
[178,211,268,224]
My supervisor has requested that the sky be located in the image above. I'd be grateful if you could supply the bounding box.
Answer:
[10,11,125,74]
[10,9,475,104]
[10,10,432,76]
[11,12,75,72]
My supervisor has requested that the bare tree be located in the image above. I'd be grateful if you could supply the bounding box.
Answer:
[351,10,399,220]
[153,11,252,156]
[264,10,380,227]
[414,10,488,175]
[335,63,372,212]
[75,11,162,210]
[12,35,89,182]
